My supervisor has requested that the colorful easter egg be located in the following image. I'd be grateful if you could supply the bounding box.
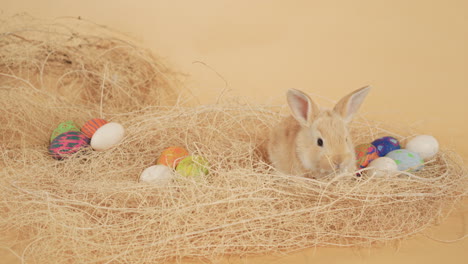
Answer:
[81,118,108,138]
[367,157,398,177]
[405,135,439,160]
[386,149,424,172]
[48,131,90,160]
[176,156,209,178]
[371,136,401,156]
[139,165,174,185]
[50,120,80,142]
[355,143,379,168]
[157,146,189,168]
[90,122,125,151]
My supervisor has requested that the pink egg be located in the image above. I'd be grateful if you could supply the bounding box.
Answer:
[48,131,90,160]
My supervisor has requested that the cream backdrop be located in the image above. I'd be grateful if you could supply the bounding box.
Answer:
[2,0,467,263]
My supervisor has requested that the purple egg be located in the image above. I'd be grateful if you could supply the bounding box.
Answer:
[371,136,401,157]
[48,131,90,160]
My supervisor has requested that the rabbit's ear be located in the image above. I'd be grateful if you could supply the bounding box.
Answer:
[287,89,319,126]
[334,86,371,123]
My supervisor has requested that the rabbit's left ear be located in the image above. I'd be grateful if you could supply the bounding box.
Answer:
[334,86,371,123]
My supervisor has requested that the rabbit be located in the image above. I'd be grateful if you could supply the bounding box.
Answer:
[267,86,371,177]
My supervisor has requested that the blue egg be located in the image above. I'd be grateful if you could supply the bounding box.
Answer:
[386,149,424,172]
[371,136,401,156]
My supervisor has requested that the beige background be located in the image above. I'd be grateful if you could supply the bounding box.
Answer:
[2,0,467,263]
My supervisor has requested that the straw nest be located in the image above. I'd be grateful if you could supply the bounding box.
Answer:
[1,15,467,264]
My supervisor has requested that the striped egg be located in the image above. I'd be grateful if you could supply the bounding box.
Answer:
[48,131,90,160]
[81,118,108,138]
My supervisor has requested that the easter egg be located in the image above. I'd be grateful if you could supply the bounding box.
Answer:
[139,165,174,185]
[48,131,90,160]
[355,143,379,168]
[367,157,398,177]
[157,146,189,168]
[386,149,424,172]
[371,136,401,156]
[90,122,125,151]
[81,118,108,138]
[176,156,209,178]
[50,120,80,142]
[405,135,439,160]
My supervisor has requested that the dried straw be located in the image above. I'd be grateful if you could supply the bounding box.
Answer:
[1,15,467,264]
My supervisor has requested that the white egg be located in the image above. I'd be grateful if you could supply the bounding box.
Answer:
[139,165,174,184]
[367,157,398,177]
[405,135,439,160]
[90,122,125,151]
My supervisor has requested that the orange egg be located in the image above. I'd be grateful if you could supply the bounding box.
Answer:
[81,118,108,138]
[355,143,379,168]
[157,146,189,168]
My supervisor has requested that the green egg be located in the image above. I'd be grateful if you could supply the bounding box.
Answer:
[50,120,80,142]
[386,149,424,172]
[176,155,209,178]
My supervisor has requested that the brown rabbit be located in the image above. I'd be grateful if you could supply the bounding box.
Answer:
[267,86,371,177]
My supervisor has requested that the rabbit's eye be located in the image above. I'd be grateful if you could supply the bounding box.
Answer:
[317,138,324,147]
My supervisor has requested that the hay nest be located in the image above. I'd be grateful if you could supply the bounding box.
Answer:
[1,15,467,264]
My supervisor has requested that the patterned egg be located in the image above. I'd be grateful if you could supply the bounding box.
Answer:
[405,135,439,161]
[157,146,189,168]
[176,156,209,178]
[386,149,424,172]
[81,118,108,138]
[371,136,401,156]
[355,143,379,168]
[48,131,90,160]
[50,120,80,142]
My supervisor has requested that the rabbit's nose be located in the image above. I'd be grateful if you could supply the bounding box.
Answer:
[334,162,342,170]
[332,155,346,170]
[331,155,345,170]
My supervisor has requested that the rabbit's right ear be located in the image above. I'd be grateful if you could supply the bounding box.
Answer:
[287,89,319,126]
